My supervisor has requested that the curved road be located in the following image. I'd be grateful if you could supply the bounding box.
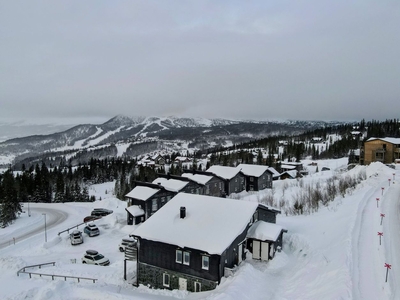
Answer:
[0,205,68,249]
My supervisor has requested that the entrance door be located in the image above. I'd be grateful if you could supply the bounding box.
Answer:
[238,243,243,264]
[253,240,261,259]
[179,278,187,291]
[261,242,269,261]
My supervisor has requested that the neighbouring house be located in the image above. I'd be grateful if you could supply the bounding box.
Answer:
[130,193,283,292]
[181,171,225,197]
[236,164,273,191]
[279,170,300,180]
[267,167,281,180]
[125,182,175,224]
[152,154,166,167]
[206,165,245,195]
[361,137,400,165]
[152,176,199,194]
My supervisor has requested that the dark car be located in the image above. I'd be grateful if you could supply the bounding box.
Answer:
[91,208,113,217]
[83,215,102,223]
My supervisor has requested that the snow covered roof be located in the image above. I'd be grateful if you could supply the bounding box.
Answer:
[131,193,259,255]
[247,221,285,242]
[280,164,297,170]
[236,164,269,177]
[281,170,298,178]
[206,165,240,180]
[267,167,281,177]
[125,186,160,201]
[152,177,188,192]
[366,137,400,144]
[125,205,145,217]
[181,173,213,185]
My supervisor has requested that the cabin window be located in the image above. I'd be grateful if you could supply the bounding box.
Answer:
[152,199,158,212]
[250,185,254,191]
[161,197,166,206]
[194,281,201,292]
[214,183,217,187]
[202,256,209,270]
[183,251,190,265]
[235,178,238,183]
[250,177,254,182]
[205,185,210,195]
[163,273,170,287]
[262,175,265,179]
[176,250,183,263]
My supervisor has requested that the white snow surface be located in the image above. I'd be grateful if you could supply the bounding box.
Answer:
[246,221,284,242]
[0,159,400,300]
[181,173,213,185]
[207,165,241,180]
[236,163,269,177]
[125,186,159,200]
[152,177,189,192]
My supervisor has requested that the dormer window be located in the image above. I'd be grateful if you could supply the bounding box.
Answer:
[202,255,209,270]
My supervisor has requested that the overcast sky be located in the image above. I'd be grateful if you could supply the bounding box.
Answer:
[1,0,399,124]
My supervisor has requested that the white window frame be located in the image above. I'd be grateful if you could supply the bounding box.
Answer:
[176,249,183,263]
[163,273,170,287]
[183,251,190,265]
[202,255,209,270]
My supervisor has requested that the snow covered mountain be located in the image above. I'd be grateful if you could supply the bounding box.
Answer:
[0,115,345,169]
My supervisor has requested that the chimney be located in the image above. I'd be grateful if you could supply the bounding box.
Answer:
[180,206,186,219]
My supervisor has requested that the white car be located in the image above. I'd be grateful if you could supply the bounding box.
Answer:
[81,250,110,266]
[70,230,83,245]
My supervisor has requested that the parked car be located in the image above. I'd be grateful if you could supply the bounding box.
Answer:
[70,230,83,245]
[83,223,100,237]
[81,250,110,266]
[91,208,113,217]
[119,238,137,252]
[83,215,101,223]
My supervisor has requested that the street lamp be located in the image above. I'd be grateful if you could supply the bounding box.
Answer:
[42,213,47,242]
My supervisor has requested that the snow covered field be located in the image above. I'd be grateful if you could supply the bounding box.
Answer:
[1,159,399,300]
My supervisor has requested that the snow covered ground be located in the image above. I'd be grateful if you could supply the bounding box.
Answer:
[0,159,399,300]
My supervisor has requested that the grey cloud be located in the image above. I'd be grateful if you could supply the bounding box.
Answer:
[1,0,399,122]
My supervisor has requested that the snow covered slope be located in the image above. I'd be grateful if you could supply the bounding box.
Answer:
[1,159,398,299]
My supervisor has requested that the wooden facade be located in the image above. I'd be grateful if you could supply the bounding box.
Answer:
[362,138,400,165]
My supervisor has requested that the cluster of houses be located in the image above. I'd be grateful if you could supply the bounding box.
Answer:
[124,163,288,292]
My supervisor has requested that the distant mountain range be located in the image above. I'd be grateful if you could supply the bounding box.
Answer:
[0,115,346,169]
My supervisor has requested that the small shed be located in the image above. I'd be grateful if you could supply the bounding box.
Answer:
[125,205,145,225]
[246,221,287,261]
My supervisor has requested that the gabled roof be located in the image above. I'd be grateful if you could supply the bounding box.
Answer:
[152,177,189,192]
[247,221,285,242]
[267,167,281,178]
[131,193,259,255]
[181,173,213,185]
[366,137,400,144]
[125,186,160,201]
[206,165,241,180]
[236,164,270,177]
